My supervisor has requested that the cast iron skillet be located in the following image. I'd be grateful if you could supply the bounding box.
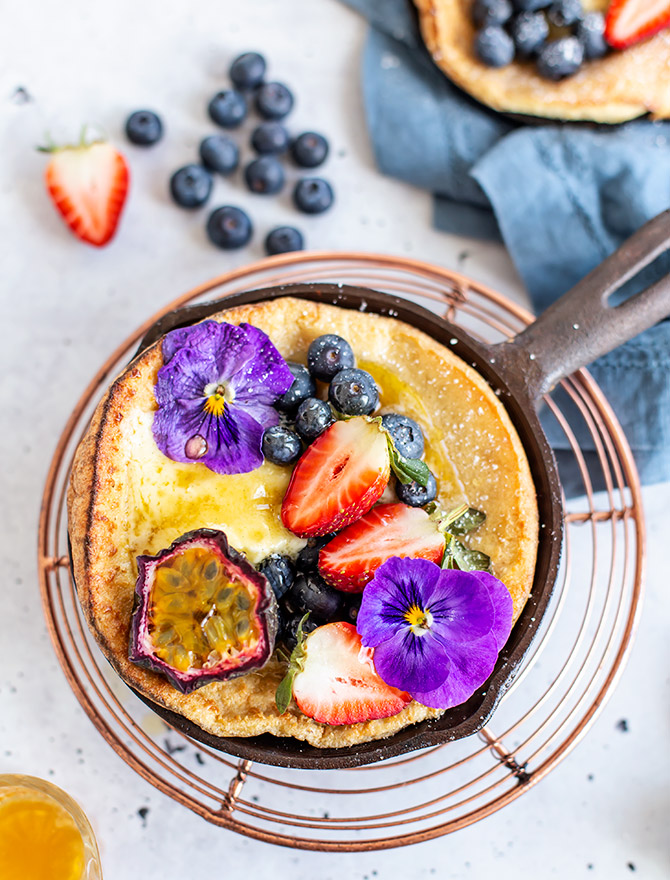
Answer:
[127,211,670,769]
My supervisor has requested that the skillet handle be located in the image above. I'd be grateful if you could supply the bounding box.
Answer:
[495,209,670,400]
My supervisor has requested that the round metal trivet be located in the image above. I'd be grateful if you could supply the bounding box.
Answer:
[38,252,645,851]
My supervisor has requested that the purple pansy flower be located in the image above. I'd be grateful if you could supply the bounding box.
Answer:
[152,320,293,475]
[356,557,513,710]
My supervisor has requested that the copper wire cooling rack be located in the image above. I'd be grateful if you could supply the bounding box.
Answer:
[38,253,645,851]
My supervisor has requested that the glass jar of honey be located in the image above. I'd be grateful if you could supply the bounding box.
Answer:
[0,775,102,880]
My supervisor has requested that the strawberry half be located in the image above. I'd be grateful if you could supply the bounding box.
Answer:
[605,0,670,50]
[291,622,411,725]
[281,417,390,538]
[43,138,129,246]
[319,503,446,592]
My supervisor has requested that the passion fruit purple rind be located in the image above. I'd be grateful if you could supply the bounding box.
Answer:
[129,528,278,694]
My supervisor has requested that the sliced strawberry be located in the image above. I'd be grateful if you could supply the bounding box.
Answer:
[44,140,129,246]
[605,0,670,49]
[291,622,411,725]
[318,503,445,592]
[281,417,390,538]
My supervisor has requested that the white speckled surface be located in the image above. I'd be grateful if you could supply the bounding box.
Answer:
[1,1,669,877]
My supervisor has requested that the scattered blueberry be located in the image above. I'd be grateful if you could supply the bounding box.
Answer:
[307,334,355,381]
[244,156,285,195]
[275,362,316,413]
[265,226,304,256]
[255,82,294,120]
[289,572,342,621]
[262,425,302,464]
[512,0,551,9]
[230,51,266,90]
[208,90,247,128]
[395,472,438,507]
[577,12,607,60]
[472,0,513,27]
[291,132,329,168]
[381,413,425,459]
[342,595,362,625]
[251,121,290,155]
[328,368,379,416]
[258,554,295,600]
[125,110,163,146]
[282,612,319,651]
[475,26,515,67]
[537,36,584,80]
[169,164,213,209]
[198,135,239,175]
[206,205,253,249]
[293,177,334,214]
[547,0,583,27]
[511,11,549,56]
[295,398,334,441]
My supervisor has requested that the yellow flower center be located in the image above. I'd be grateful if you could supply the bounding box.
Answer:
[404,603,433,636]
[203,382,234,417]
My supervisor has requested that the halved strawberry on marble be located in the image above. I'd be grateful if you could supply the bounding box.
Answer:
[281,417,390,538]
[276,621,411,724]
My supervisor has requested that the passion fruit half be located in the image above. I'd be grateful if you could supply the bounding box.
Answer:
[129,529,278,694]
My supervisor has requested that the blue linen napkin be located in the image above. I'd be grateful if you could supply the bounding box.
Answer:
[341,0,670,491]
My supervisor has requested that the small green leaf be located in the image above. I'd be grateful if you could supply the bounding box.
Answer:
[390,447,431,487]
[450,539,491,572]
[274,613,310,715]
[449,507,486,535]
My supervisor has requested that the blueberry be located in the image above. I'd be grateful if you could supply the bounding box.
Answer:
[342,595,362,625]
[169,164,213,209]
[282,612,319,651]
[395,472,438,508]
[547,0,582,27]
[295,535,334,573]
[265,226,304,256]
[510,12,549,56]
[206,206,253,249]
[537,36,584,80]
[198,135,239,175]
[475,26,515,67]
[258,554,295,600]
[275,362,316,413]
[512,0,551,9]
[472,0,512,27]
[244,156,285,195]
[261,425,302,464]
[381,413,425,459]
[230,51,266,89]
[255,82,294,120]
[208,90,247,128]
[291,132,329,168]
[293,177,334,214]
[577,12,607,60]
[251,122,290,155]
[307,334,355,381]
[295,398,334,442]
[289,572,342,621]
[328,368,379,416]
[125,110,163,146]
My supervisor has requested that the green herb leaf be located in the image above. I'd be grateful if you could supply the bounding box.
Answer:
[450,539,491,572]
[449,507,486,535]
[389,445,431,487]
[274,613,310,715]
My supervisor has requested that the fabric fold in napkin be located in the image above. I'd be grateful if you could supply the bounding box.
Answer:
[342,0,670,490]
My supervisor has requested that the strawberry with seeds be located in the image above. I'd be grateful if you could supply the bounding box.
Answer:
[275,620,411,724]
[41,132,129,246]
[281,417,391,538]
[319,502,491,592]
[605,0,670,49]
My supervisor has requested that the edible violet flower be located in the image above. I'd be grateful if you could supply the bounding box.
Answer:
[152,320,293,475]
[356,557,513,710]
